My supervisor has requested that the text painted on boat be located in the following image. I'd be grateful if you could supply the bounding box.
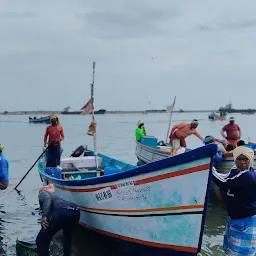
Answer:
[116,181,134,188]
[116,186,150,201]
[94,187,113,203]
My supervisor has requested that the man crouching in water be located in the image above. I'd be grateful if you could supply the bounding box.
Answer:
[36,184,80,256]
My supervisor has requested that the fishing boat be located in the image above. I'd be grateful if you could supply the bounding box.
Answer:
[37,62,218,255]
[28,115,51,124]
[61,105,106,115]
[208,111,227,121]
[16,239,37,256]
[136,137,256,173]
[38,143,217,256]
[241,112,255,115]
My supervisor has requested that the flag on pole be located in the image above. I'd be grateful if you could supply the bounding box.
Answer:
[87,119,96,136]
[167,104,173,113]
[81,99,93,115]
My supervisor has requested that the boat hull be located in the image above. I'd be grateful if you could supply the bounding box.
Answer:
[29,116,51,124]
[208,115,226,120]
[135,141,256,173]
[61,109,106,115]
[38,144,217,255]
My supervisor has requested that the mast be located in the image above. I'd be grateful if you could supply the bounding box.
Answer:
[90,62,99,170]
[165,96,176,143]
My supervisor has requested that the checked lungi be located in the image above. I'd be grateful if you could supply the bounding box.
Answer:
[223,215,256,255]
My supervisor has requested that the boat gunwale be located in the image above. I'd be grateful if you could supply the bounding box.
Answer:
[136,140,256,158]
[38,144,217,187]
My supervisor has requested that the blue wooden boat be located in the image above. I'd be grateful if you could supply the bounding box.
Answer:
[135,136,191,164]
[29,115,51,124]
[208,111,227,121]
[37,143,217,256]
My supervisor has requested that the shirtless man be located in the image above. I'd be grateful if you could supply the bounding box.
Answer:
[169,119,204,147]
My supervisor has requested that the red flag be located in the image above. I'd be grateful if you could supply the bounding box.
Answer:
[81,99,93,115]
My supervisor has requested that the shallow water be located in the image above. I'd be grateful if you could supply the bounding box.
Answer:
[0,112,250,255]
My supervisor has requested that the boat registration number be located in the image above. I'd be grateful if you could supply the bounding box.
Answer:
[94,187,113,203]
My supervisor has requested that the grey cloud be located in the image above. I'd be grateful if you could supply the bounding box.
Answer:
[198,19,256,32]
[76,7,178,39]
[220,19,256,30]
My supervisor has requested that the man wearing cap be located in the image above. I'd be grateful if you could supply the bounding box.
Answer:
[169,119,204,147]
[0,144,9,190]
[221,117,241,148]
[135,120,147,142]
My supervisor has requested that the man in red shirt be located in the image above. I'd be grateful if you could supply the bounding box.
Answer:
[44,115,64,167]
[220,117,241,148]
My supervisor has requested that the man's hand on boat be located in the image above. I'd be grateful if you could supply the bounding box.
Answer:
[40,217,49,229]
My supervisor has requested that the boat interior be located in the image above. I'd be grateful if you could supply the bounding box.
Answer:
[38,146,136,181]
[138,136,190,154]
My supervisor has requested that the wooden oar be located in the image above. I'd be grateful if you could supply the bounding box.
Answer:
[14,145,50,191]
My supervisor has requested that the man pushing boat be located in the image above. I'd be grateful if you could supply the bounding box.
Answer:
[36,184,80,256]
[169,119,204,147]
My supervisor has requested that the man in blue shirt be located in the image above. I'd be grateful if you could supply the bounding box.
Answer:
[212,146,256,255]
[0,144,9,190]
[203,135,225,168]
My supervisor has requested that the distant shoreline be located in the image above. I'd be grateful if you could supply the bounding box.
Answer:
[1,109,254,115]
[0,110,216,115]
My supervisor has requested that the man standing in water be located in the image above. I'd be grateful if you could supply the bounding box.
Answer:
[36,184,80,256]
[44,115,64,167]
[169,119,204,147]
[0,144,9,190]
[220,117,241,148]
[135,120,147,142]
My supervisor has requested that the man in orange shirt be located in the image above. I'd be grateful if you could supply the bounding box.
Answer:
[169,119,204,147]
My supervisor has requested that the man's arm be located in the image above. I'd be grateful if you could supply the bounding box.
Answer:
[237,125,242,139]
[60,127,65,141]
[220,126,227,139]
[212,168,256,190]
[194,130,204,141]
[44,127,49,145]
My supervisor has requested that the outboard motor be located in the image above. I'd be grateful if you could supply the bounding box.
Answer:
[70,145,86,157]
[157,140,166,146]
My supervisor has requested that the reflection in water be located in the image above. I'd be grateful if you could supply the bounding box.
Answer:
[0,203,6,255]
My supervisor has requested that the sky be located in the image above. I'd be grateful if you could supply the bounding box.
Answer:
[1,0,256,111]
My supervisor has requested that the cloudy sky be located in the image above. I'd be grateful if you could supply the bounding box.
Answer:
[1,0,256,111]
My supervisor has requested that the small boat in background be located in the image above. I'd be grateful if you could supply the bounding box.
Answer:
[61,105,106,115]
[208,111,227,121]
[241,112,255,115]
[16,239,37,256]
[28,115,51,124]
